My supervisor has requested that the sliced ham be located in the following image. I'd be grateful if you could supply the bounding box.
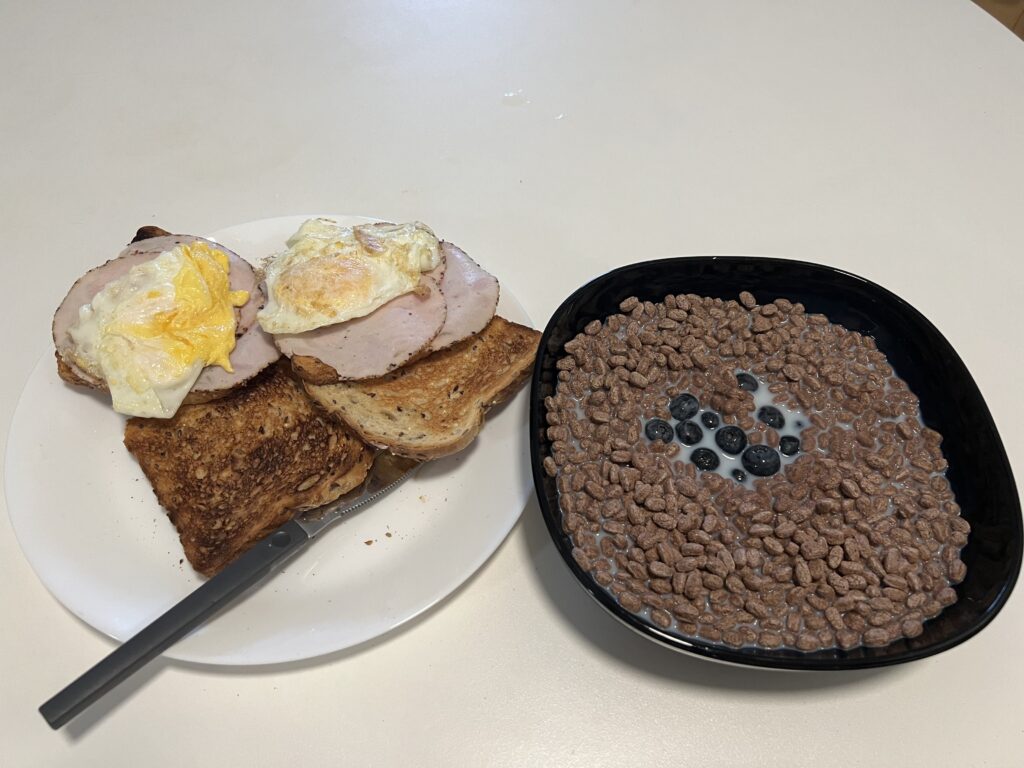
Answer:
[192,324,281,397]
[52,229,279,401]
[426,242,499,353]
[276,274,447,382]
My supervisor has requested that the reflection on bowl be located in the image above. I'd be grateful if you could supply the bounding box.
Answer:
[530,256,1021,670]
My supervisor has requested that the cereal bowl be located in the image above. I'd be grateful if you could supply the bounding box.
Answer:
[529,256,1022,670]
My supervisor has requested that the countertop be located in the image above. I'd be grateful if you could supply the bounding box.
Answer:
[2,1,1022,765]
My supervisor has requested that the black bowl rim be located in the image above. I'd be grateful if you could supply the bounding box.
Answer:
[530,255,1022,670]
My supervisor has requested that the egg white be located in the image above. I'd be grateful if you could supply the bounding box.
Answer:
[67,244,245,418]
[257,219,441,334]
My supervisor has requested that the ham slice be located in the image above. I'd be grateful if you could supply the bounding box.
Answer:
[427,242,499,353]
[52,230,279,401]
[191,324,280,397]
[276,274,447,382]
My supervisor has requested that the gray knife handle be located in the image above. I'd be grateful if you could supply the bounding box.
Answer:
[39,519,310,729]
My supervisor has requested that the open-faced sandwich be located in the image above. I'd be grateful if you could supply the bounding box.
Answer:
[53,226,281,413]
[53,220,540,575]
[259,218,540,459]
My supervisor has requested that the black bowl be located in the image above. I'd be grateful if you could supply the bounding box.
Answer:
[530,256,1022,670]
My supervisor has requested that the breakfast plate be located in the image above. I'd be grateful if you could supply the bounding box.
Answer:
[5,215,534,665]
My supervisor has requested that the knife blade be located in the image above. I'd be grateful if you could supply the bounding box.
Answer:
[39,453,421,730]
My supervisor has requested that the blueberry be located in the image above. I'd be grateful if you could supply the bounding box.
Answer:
[732,469,747,483]
[742,445,782,477]
[757,405,785,429]
[736,372,759,392]
[690,448,720,471]
[669,393,700,421]
[779,435,800,456]
[644,419,674,443]
[715,425,747,455]
[700,411,720,429]
[676,420,703,445]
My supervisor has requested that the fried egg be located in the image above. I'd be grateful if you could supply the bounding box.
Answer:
[256,219,441,334]
[67,241,250,418]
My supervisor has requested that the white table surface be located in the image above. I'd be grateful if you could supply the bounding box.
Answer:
[3,1,1023,765]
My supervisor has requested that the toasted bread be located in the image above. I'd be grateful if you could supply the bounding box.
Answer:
[290,353,348,385]
[124,361,373,576]
[304,316,540,460]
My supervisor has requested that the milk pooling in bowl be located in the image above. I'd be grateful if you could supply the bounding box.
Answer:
[642,371,808,488]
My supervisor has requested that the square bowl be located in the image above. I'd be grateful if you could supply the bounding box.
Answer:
[530,256,1021,670]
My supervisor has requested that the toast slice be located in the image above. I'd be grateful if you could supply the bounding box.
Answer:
[303,316,540,460]
[124,361,373,576]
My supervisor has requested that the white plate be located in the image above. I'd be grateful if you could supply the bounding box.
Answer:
[5,215,534,665]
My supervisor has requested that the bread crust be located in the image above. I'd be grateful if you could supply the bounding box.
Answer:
[290,354,345,385]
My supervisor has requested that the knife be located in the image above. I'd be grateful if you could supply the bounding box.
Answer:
[39,452,421,730]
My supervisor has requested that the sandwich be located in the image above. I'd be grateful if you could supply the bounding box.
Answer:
[53,226,280,414]
[257,218,539,458]
[259,219,502,382]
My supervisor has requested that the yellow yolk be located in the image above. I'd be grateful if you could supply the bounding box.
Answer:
[123,241,249,372]
[67,241,250,418]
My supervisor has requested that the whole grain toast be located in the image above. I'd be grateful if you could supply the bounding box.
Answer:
[124,361,374,576]
[303,316,540,460]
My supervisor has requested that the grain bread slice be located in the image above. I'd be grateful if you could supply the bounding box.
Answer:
[124,361,373,576]
[304,316,540,460]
